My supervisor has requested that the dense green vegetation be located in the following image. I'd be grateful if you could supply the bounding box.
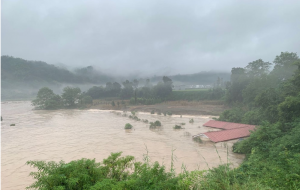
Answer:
[216,51,300,189]
[28,152,271,190]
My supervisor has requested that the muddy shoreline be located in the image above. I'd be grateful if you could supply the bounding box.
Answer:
[90,100,229,116]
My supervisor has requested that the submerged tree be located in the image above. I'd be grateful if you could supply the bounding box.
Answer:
[32,87,62,110]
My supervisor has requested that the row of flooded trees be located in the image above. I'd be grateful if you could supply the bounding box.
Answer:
[32,76,173,109]
[31,87,92,109]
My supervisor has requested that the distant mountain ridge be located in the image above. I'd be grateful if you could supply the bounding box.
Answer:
[1,56,113,85]
[1,56,230,86]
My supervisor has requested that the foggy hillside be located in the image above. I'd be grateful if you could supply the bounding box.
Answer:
[1,55,230,100]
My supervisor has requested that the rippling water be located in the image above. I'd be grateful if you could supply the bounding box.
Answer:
[1,101,244,189]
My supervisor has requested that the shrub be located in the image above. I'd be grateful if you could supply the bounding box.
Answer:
[154,120,161,126]
[189,118,194,123]
[151,110,155,114]
[192,136,202,143]
[157,111,161,115]
[167,111,172,116]
[163,112,167,116]
[10,124,15,126]
[149,120,161,129]
[132,116,140,121]
[142,119,149,123]
[111,101,115,106]
[125,123,133,129]
[174,125,183,129]
[149,122,156,129]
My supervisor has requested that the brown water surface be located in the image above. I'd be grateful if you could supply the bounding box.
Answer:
[1,101,244,189]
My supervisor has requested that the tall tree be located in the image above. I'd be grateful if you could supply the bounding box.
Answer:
[62,87,81,107]
[245,59,272,78]
[132,79,139,104]
[226,68,249,103]
[120,80,134,99]
[272,52,299,80]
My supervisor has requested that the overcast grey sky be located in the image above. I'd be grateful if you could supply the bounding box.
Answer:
[2,0,300,76]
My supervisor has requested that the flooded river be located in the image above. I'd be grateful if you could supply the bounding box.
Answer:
[1,101,244,189]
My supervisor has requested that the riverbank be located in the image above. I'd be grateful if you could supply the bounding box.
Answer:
[90,100,228,116]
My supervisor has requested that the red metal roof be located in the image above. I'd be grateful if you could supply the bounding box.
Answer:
[203,126,256,142]
[203,120,255,130]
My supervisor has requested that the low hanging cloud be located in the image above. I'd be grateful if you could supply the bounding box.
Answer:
[2,0,300,76]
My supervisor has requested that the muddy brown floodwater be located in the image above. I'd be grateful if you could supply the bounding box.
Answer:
[1,101,244,189]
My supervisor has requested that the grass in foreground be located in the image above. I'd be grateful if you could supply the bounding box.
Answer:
[26,151,275,190]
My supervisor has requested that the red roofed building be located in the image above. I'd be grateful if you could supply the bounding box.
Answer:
[203,120,255,130]
[202,126,256,142]
[194,120,257,142]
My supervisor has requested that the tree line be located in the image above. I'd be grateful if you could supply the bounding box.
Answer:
[32,86,92,109]
[32,76,174,109]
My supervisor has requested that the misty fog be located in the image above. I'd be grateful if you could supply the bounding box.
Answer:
[2,0,300,76]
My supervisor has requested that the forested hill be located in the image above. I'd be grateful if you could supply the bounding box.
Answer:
[1,56,113,85]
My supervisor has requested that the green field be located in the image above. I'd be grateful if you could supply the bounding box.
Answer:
[173,88,210,92]
[168,90,210,101]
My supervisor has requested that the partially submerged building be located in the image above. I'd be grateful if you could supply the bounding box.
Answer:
[194,120,256,143]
